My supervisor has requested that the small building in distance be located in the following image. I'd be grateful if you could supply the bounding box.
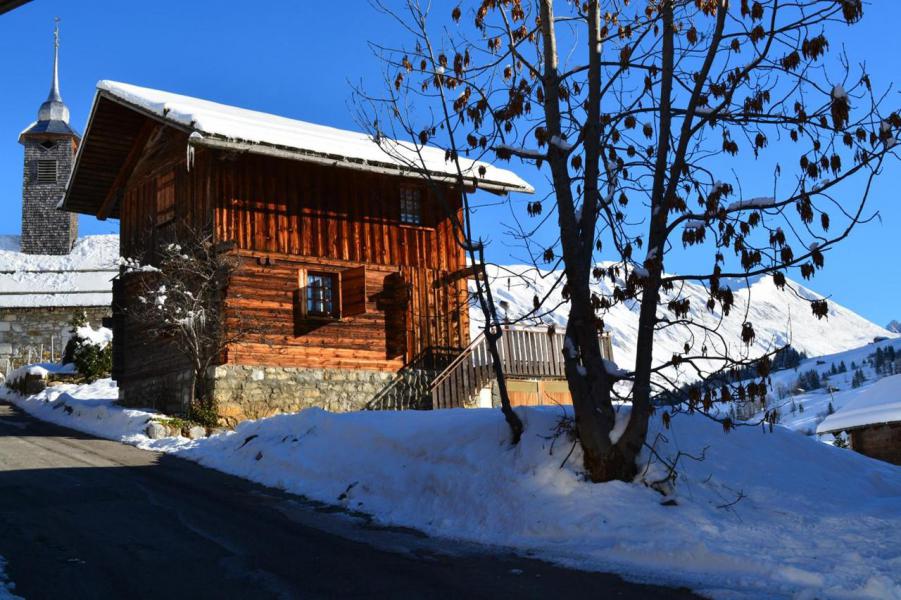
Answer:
[61,81,534,424]
[817,373,901,465]
[0,23,115,373]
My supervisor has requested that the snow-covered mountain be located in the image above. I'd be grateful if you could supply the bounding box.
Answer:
[887,320,901,334]
[473,264,895,386]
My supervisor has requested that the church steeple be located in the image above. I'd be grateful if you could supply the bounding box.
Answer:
[19,18,79,255]
[24,17,75,136]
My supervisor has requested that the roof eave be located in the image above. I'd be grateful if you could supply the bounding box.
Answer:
[187,133,535,195]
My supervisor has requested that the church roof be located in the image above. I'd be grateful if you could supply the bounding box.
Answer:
[0,235,117,308]
[20,20,78,141]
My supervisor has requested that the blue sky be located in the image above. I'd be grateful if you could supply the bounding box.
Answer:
[0,1,898,326]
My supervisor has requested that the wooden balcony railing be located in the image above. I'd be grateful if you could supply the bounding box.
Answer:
[429,327,614,409]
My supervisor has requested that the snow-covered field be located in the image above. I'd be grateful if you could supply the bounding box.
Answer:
[751,337,901,437]
[3,380,899,599]
[477,264,896,385]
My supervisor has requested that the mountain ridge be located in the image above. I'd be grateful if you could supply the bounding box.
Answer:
[472,264,895,386]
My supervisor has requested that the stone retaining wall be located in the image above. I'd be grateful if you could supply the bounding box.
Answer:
[117,363,438,427]
[0,306,109,369]
[209,365,434,427]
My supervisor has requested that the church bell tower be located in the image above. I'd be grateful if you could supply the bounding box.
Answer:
[19,18,79,255]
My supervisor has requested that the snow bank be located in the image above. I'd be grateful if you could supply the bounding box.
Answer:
[3,380,900,599]
[817,374,901,433]
[5,362,75,385]
[0,235,118,308]
[0,555,21,600]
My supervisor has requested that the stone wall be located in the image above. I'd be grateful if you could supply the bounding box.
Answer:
[115,362,439,427]
[0,306,109,369]
[20,137,77,255]
[208,365,434,427]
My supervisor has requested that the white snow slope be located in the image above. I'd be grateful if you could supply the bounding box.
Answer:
[3,380,900,599]
[476,264,895,384]
[754,337,901,437]
[0,235,119,308]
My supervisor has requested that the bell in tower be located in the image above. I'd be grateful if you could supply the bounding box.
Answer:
[19,18,80,255]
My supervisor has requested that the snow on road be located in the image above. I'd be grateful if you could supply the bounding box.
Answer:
[3,380,900,599]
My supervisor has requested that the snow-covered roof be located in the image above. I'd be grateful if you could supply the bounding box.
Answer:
[92,81,533,195]
[817,374,901,433]
[0,235,118,308]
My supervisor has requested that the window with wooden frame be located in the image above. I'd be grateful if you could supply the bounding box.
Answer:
[306,272,338,317]
[294,266,367,323]
[399,186,423,225]
[36,159,57,184]
[155,171,176,226]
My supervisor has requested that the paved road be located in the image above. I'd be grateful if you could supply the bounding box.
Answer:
[0,401,699,600]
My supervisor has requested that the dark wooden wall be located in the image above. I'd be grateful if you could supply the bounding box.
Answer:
[204,151,469,370]
[115,127,469,378]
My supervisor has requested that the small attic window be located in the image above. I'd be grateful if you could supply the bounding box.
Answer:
[399,186,423,225]
[36,159,57,184]
[39,140,56,151]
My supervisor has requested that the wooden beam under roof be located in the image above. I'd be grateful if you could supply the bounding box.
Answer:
[96,120,157,220]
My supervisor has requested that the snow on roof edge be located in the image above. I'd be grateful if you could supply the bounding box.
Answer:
[816,374,901,433]
[94,80,534,195]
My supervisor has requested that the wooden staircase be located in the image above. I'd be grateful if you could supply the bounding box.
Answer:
[429,327,613,409]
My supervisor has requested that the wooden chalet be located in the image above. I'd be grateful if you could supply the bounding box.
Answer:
[61,81,537,421]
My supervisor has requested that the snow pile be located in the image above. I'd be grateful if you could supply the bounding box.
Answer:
[817,374,901,433]
[5,362,75,386]
[0,235,119,308]
[0,555,21,600]
[93,81,532,195]
[476,264,895,386]
[3,379,900,598]
[1,379,153,443]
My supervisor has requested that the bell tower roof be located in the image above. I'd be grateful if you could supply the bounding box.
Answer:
[21,18,79,140]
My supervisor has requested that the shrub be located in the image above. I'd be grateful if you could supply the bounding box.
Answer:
[63,318,113,383]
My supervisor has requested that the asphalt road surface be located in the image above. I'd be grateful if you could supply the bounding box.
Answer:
[0,401,699,599]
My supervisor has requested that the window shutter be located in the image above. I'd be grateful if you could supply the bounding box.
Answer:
[340,266,367,318]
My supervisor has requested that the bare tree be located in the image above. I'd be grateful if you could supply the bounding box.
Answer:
[122,235,259,426]
[366,0,898,482]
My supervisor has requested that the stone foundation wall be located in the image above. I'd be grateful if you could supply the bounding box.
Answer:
[209,365,434,427]
[0,306,109,369]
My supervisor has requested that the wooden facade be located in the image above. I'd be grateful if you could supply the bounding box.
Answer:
[64,94,484,411]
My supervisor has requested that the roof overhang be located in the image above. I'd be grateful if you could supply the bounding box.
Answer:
[186,133,528,196]
[0,0,31,15]
[62,84,533,219]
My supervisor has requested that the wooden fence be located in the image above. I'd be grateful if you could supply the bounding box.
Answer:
[430,327,614,409]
